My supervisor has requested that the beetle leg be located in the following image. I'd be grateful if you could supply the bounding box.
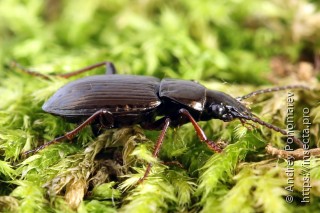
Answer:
[23,109,113,155]
[139,117,171,183]
[12,61,117,79]
[178,108,222,153]
[105,62,117,75]
[11,61,52,79]
[55,61,118,77]
[140,117,168,130]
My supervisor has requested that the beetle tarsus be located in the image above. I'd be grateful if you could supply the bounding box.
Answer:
[23,135,65,155]
[205,140,223,153]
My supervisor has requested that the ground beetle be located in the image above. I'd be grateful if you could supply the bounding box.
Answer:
[14,61,308,181]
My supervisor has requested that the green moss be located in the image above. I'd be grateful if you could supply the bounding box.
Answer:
[0,0,320,212]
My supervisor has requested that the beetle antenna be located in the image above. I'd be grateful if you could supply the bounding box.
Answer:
[237,85,311,101]
[240,115,303,148]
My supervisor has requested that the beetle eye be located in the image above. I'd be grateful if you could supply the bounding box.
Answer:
[209,104,236,121]
[210,104,225,116]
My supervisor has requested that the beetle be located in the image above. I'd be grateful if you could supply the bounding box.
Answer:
[15,61,307,181]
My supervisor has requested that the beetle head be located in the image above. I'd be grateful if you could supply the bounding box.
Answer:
[200,89,304,148]
[201,90,252,121]
[208,104,246,121]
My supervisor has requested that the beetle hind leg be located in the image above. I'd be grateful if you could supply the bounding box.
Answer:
[23,109,114,155]
[105,62,117,74]
[12,61,118,79]
[91,111,115,136]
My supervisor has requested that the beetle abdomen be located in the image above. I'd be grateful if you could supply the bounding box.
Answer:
[42,75,161,117]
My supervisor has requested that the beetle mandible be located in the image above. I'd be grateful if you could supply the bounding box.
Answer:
[15,61,307,181]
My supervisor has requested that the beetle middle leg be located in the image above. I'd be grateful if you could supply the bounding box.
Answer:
[24,109,114,155]
[139,117,172,183]
[144,109,223,153]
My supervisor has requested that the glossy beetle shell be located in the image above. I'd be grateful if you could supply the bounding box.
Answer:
[43,75,161,118]
[159,78,206,111]
[42,74,251,127]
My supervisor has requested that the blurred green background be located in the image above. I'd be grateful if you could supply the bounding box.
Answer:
[1,0,319,83]
[0,0,320,212]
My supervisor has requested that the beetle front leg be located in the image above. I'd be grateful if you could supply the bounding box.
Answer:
[24,109,114,155]
[178,108,222,153]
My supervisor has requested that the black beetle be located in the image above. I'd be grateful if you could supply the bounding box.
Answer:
[15,61,307,181]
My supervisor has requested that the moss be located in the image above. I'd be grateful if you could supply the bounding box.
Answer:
[0,0,320,212]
